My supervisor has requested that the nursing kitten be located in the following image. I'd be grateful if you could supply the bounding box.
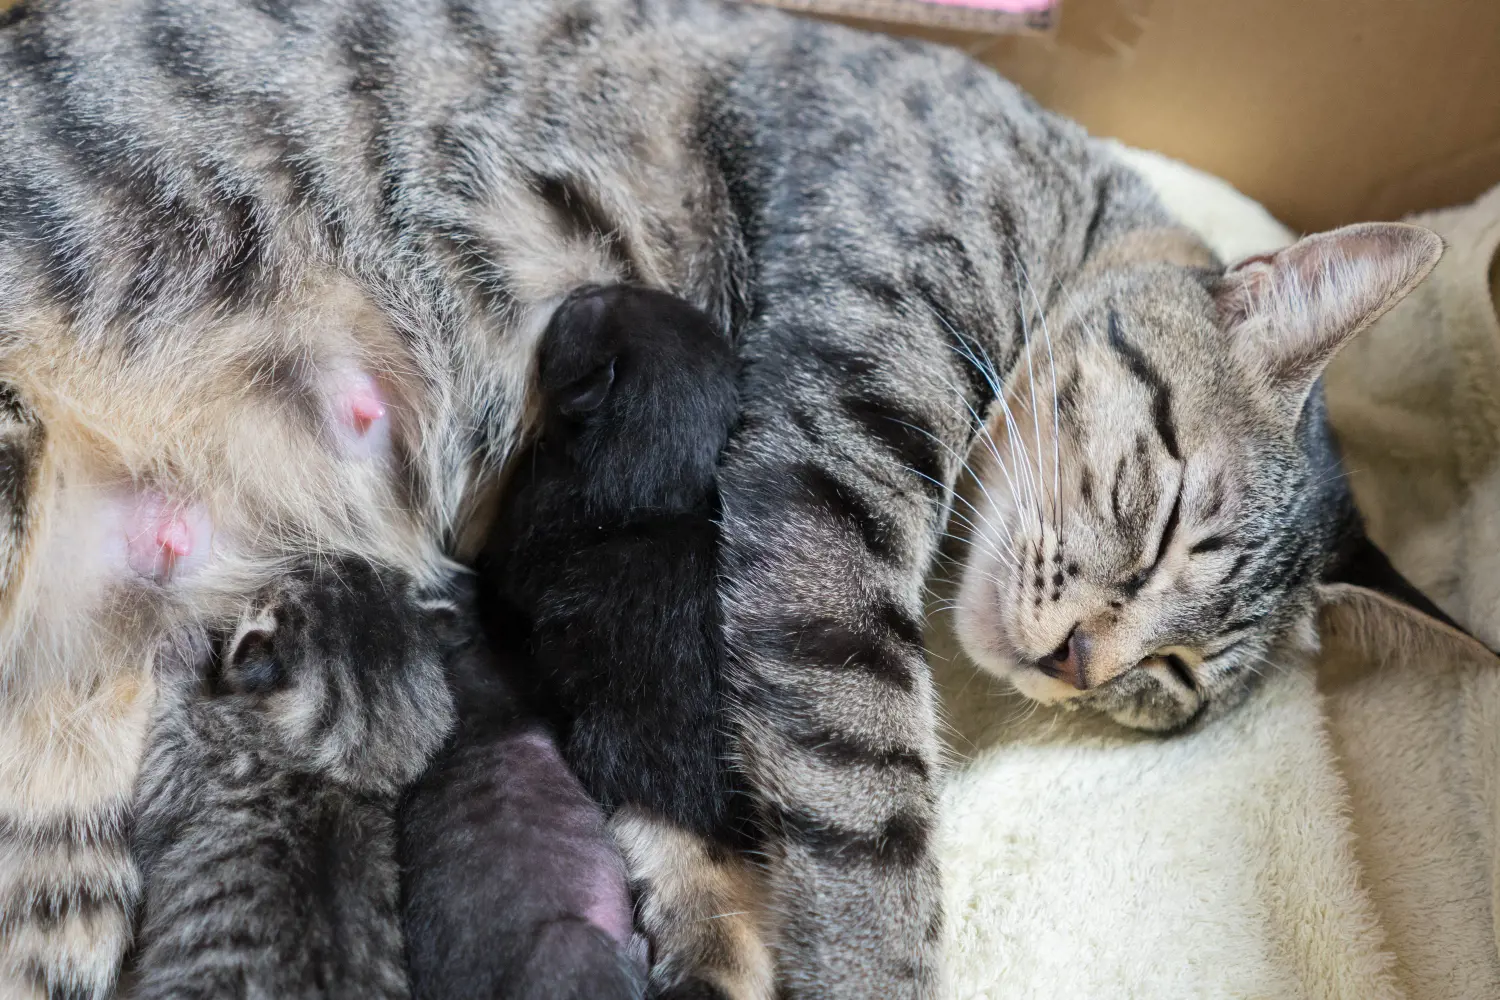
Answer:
[0,1,1470,997]
[127,556,454,1000]
[400,607,648,998]
[480,283,759,997]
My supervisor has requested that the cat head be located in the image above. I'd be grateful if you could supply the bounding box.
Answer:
[207,555,459,792]
[533,283,738,512]
[955,222,1493,731]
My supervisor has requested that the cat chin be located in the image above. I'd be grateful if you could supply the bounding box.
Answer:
[1076,669,1209,733]
[972,650,1220,733]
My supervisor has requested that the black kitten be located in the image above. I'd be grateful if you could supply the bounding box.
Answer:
[488,285,763,997]
[490,283,743,844]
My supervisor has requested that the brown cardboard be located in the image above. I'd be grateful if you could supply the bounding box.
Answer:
[832,0,1500,233]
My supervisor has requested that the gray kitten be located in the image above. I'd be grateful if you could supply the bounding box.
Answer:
[0,0,1475,997]
[125,557,454,1000]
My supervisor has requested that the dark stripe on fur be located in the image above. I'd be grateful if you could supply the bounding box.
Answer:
[772,805,930,869]
[879,598,926,649]
[774,615,916,694]
[0,183,92,319]
[1109,454,1128,529]
[1107,311,1180,461]
[1223,551,1252,583]
[789,461,901,564]
[1147,489,1181,572]
[0,809,131,854]
[839,393,945,498]
[531,172,640,282]
[1189,534,1229,555]
[795,730,930,781]
[911,276,993,409]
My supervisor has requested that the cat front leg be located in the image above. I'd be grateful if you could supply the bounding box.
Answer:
[715,315,970,999]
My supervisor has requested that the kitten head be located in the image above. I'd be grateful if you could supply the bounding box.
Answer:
[955,222,1486,731]
[210,555,461,791]
[533,284,738,513]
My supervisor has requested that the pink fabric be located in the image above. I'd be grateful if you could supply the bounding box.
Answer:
[910,0,1054,12]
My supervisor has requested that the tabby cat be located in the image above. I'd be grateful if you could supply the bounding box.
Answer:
[128,556,454,1000]
[0,0,1469,997]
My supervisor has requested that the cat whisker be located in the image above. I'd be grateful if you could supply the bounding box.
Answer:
[1016,262,1065,546]
[1012,267,1048,537]
[942,335,1039,524]
[895,426,1020,563]
[924,383,1029,554]
[967,379,1038,528]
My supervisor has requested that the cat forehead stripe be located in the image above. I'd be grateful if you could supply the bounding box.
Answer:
[1107,310,1181,461]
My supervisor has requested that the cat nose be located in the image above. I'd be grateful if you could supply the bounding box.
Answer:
[1035,625,1093,690]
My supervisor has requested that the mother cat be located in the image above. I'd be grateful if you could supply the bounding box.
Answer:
[0,0,1448,997]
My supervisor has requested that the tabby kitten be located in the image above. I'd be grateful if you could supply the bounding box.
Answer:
[127,556,454,1000]
[0,0,1469,997]
[479,283,760,998]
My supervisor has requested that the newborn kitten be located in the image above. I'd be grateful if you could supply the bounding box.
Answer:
[127,556,454,1000]
[399,606,648,1000]
[480,284,765,998]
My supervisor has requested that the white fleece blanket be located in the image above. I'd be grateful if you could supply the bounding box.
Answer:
[933,146,1500,1000]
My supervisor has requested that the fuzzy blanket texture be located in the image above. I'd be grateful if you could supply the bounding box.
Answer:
[932,146,1500,999]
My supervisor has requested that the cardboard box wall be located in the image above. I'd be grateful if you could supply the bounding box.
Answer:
[831,0,1500,235]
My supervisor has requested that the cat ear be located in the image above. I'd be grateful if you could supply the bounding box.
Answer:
[555,357,616,417]
[217,606,285,695]
[1217,223,1443,401]
[1316,533,1499,672]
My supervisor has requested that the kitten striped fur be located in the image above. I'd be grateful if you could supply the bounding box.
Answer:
[126,556,455,1000]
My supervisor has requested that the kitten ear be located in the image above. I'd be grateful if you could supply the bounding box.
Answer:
[555,357,616,417]
[218,606,284,695]
[1316,534,1499,672]
[1217,223,1443,400]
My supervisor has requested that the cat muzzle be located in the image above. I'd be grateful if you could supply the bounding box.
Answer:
[1035,625,1092,690]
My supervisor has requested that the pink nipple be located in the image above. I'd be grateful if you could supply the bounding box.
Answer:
[123,494,209,583]
[347,391,387,437]
[156,518,194,558]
